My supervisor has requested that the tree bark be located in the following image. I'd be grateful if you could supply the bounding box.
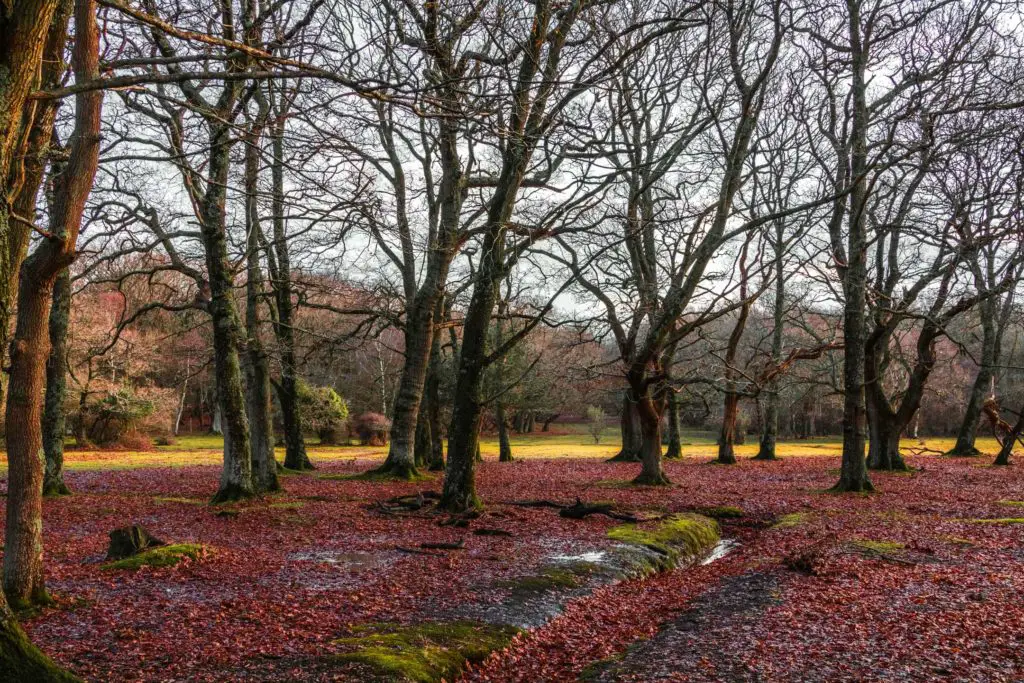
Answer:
[42,269,71,497]
[665,391,683,459]
[496,402,513,462]
[633,388,670,485]
[832,0,873,493]
[266,118,312,471]
[5,0,101,609]
[243,125,279,494]
[608,394,642,462]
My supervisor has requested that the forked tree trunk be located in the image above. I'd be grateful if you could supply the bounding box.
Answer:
[865,401,907,471]
[994,413,1021,466]
[5,0,101,610]
[633,391,670,485]
[42,269,72,496]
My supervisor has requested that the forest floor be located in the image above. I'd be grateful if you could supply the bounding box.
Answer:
[5,436,1024,682]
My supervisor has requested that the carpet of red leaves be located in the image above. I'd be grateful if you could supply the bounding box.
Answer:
[8,453,1024,681]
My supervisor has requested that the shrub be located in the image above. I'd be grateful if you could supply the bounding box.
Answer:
[297,381,349,445]
[84,388,156,445]
[351,412,391,446]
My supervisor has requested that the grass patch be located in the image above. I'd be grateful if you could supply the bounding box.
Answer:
[153,496,205,505]
[269,501,306,510]
[332,621,521,682]
[102,543,207,570]
[772,512,810,529]
[607,513,719,563]
[965,518,1024,525]
[997,500,1024,508]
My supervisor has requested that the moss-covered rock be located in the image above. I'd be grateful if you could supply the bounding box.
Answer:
[102,543,207,570]
[331,621,520,682]
[495,563,598,594]
[606,513,719,569]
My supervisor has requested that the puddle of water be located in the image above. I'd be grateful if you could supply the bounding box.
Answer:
[287,551,378,568]
[701,539,739,565]
[549,550,607,564]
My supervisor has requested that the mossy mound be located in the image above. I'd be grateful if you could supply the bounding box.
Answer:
[331,621,520,682]
[606,513,719,568]
[102,543,207,570]
[696,505,745,519]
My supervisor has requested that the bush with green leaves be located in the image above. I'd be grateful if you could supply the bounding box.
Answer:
[85,388,156,445]
[296,381,350,445]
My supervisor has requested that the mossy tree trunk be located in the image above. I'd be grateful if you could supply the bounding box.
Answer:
[633,384,670,486]
[42,269,72,497]
[266,116,312,471]
[608,394,642,462]
[243,118,279,494]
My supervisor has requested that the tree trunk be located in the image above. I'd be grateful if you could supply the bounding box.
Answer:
[204,120,254,504]
[5,0,101,609]
[832,2,872,493]
[950,312,996,456]
[375,296,434,479]
[424,328,445,471]
[497,402,513,462]
[756,386,780,460]
[267,117,312,472]
[243,130,279,494]
[717,393,740,465]
[665,391,683,459]
[42,269,71,497]
[865,399,907,471]
[608,394,642,462]
[633,390,670,485]
[994,412,1022,466]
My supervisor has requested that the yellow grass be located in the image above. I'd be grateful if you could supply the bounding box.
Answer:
[0,432,1004,472]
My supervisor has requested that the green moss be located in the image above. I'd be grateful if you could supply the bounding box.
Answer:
[332,621,520,682]
[154,496,205,505]
[495,563,597,593]
[0,617,80,681]
[696,505,745,519]
[102,543,207,570]
[772,512,810,529]
[851,539,905,553]
[966,518,1024,524]
[607,514,719,564]
[997,500,1024,507]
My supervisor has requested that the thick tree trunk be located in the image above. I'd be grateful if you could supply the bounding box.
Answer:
[633,391,670,485]
[717,394,740,464]
[375,296,434,479]
[424,331,445,471]
[5,0,101,609]
[755,387,780,461]
[608,394,642,462]
[665,391,683,459]
[865,399,907,471]
[42,269,71,497]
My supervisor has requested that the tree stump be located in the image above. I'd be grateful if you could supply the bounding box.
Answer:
[106,525,166,560]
